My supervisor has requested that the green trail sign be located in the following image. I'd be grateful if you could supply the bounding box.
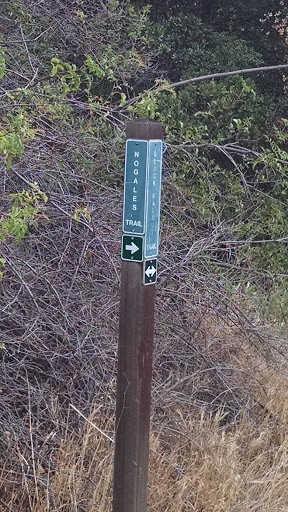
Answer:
[121,235,143,262]
[144,140,163,259]
[123,140,148,235]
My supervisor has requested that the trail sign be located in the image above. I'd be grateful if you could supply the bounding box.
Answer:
[121,235,143,262]
[144,140,163,259]
[123,140,148,235]
[143,259,157,285]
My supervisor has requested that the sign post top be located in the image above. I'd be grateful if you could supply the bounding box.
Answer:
[126,117,164,141]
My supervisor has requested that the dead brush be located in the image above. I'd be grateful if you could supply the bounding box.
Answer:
[2,333,288,512]
[1,112,288,511]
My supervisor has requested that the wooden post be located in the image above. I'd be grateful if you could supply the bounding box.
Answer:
[113,118,163,512]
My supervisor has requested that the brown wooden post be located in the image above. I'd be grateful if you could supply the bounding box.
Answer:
[113,118,163,512]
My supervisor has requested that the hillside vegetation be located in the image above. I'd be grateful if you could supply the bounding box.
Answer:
[1,1,288,511]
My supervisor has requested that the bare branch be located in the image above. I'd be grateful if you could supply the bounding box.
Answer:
[114,63,288,111]
[170,63,288,89]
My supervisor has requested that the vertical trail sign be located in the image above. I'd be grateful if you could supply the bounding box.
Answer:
[113,118,164,512]
[144,140,163,259]
[123,140,148,235]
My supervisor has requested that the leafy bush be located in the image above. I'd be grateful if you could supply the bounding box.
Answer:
[148,13,263,81]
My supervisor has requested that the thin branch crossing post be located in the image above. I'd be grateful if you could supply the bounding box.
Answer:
[113,118,164,512]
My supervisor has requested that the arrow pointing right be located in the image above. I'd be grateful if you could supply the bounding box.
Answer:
[125,241,139,255]
[145,265,156,278]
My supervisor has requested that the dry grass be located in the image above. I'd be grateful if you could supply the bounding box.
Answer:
[149,410,288,512]
[2,329,288,512]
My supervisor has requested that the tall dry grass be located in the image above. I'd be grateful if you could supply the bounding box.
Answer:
[2,333,288,512]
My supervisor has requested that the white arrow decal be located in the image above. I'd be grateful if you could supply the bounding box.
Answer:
[145,265,156,278]
[125,241,139,254]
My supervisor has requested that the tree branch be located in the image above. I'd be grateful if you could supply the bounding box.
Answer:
[170,63,288,89]
[114,63,288,111]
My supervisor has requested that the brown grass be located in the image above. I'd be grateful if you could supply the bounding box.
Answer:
[2,329,288,512]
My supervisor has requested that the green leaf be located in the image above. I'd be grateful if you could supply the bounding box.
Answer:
[0,53,6,79]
